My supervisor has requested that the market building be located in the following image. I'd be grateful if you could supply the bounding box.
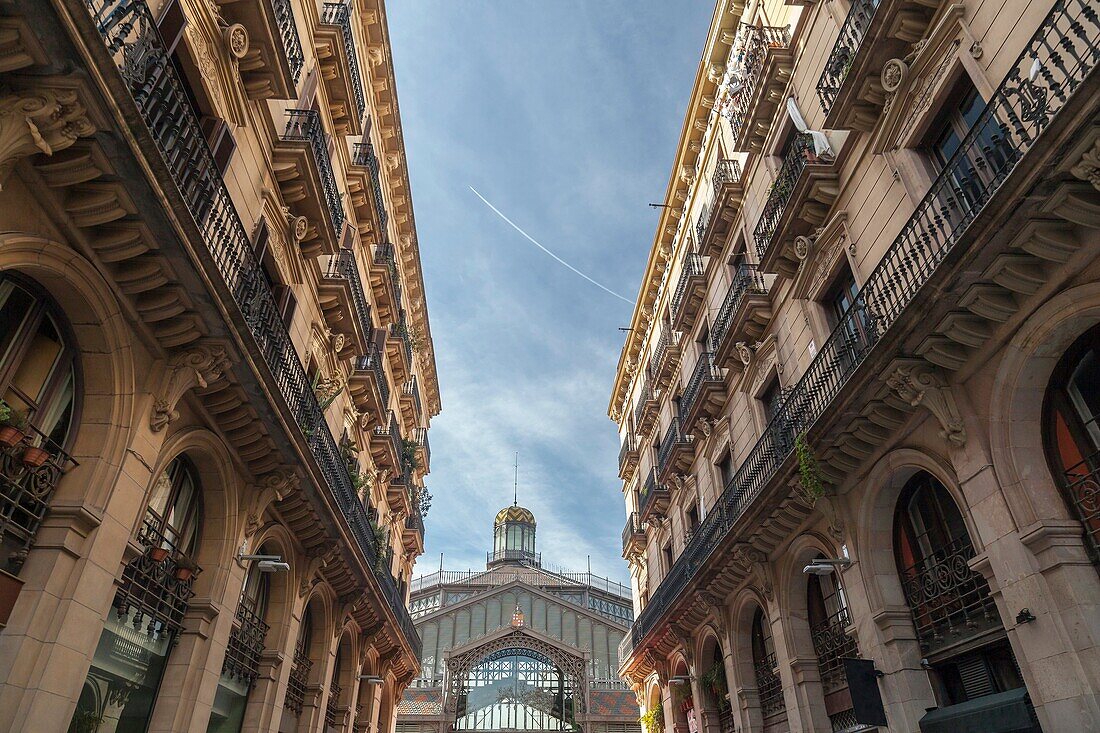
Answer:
[396,505,642,733]
[609,0,1100,731]
[0,0,438,730]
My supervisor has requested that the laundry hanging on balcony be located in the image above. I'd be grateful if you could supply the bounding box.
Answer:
[786,97,833,158]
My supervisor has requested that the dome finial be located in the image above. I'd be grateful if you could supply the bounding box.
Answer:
[513,451,518,506]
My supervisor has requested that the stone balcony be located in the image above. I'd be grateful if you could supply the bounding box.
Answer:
[211,0,303,99]
[656,417,693,483]
[273,108,347,258]
[695,159,744,258]
[318,249,373,356]
[710,264,772,369]
[317,2,367,135]
[679,352,726,432]
[670,253,708,331]
[720,23,794,154]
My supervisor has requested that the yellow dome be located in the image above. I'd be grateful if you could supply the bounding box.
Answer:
[495,505,536,524]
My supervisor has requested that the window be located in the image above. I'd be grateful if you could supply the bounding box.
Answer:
[0,275,77,446]
[925,80,985,173]
[760,378,783,424]
[1044,324,1100,561]
[751,608,784,718]
[717,451,734,489]
[921,75,1009,199]
[252,219,297,327]
[145,455,202,556]
[662,543,673,574]
[893,472,1018,705]
[158,0,235,173]
[685,505,699,542]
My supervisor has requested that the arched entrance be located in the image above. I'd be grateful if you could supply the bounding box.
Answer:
[444,628,587,732]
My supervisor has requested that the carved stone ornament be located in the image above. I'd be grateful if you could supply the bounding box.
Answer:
[885,360,967,446]
[735,341,752,366]
[793,235,814,261]
[697,418,713,438]
[731,543,773,601]
[881,58,908,94]
[815,493,847,543]
[151,342,232,431]
[223,22,249,60]
[1070,138,1100,192]
[292,215,308,242]
[0,89,95,188]
[331,332,346,354]
[679,165,696,185]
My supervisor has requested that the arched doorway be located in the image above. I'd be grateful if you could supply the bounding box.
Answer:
[1043,322,1100,564]
[893,472,1025,707]
[445,628,587,732]
[698,636,731,733]
[749,607,785,730]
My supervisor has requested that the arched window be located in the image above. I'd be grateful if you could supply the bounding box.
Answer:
[327,647,345,730]
[893,472,1022,705]
[0,274,79,572]
[1043,323,1100,561]
[207,551,273,732]
[70,456,203,732]
[286,607,314,717]
[807,555,858,729]
[750,608,784,721]
[143,455,202,556]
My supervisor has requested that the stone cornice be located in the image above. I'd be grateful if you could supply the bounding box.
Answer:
[608,0,743,423]
[356,0,441,418]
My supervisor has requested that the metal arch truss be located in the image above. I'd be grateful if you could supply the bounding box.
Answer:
[445,630,588,731]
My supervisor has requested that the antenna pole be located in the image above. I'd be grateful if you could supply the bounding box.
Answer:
[513,452,519,506]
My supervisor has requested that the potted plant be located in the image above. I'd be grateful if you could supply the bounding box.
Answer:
[20,443,50,468]
[174,555,199,581]
[402,438,420,472]
[148,545,170,563]
[0,403,28,448]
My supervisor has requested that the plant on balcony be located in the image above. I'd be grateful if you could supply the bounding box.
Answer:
[639,706,663,733]
[0,401,28,447]
[795,432,825,504]
[368,519,390,572]
[417,486,432,517]
[175,554,200,582]
[350,468,371,495]
[406,325,426,355]
[402,438,420,471]
[701,660,728,700]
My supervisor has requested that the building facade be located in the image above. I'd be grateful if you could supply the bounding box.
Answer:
[396,506,642,733]
[610,0,1100,732]
[0,0,439,731]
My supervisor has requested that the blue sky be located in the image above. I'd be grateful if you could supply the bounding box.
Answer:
[387,2,714,583]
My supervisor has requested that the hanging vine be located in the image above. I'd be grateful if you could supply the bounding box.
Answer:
[795,432,825,504]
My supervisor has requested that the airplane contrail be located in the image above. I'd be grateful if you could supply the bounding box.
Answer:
[469,186,633,304]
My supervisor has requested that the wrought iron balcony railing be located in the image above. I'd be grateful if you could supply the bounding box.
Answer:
[222,602,270,686]
[487,548,541,565]
[285,640,311,715]
[621,0,1097,662]
[326,248,373,341]
[1059,449,1100,562]
[656,417,691,478]
[696,159,743,242]
[415,426,431,471]
[754,651,785,718]
[0,426,75,573]
[679,352,722,424]
[809,606,857,694]
[633,380,653,431]
[670,253,705,325]
[720,23,792,144]
[403,376,423,417]
[325,682,342,726]
[710,264,768,353]
[638,468,670,523]
[353,141,390,237]
[271,0,304,83]
[618,430,640,479]
[816,0,878,116]
[899,537,999,654]
[647,321,681,384]
[391,309,414,366]
[753,133,816,259]
[374,411,403,466]
[406,507,425,537]
[282,109,346,237]
[321,2,367,122]
[86,0,421,659]
[622,511,644,554]
[355,344,391,410]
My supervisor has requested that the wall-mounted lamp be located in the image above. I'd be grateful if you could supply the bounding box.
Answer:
[358,674,385,685]
[1016,608,1036,625]
[239,553,291,572]
[668,676,691,685]
[802,558,852,576]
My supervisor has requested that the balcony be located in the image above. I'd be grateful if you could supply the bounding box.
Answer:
[637,469,671,524]
[318,249,372,355]
[487,548,542,566]
[415,426,431,473]
[368,242,401,322]
[222,602,270,686]
[656,418,693,483]
[401,376,423,428]
[680,352,725,431]
[670,253,707,331]
[349,340,390,427]
[285,641,312,715]
[370,411,402,470]
[0,427,75,573]
[647,321,682,390]
[403,507,425,553]
[388,467,414,516]
[349,142,390,242]
[388,309,414,382]
[622,511,645,558]
[817,0,940,132]
[710,265,771,367]
[719,24,794,154]
[274,109,346,257]
[633,379,658,436]
[85,0,421,660]
[616,0,1094,671]
[754,133,839,278]
[317,2,367,135]
[211,0,303,99]
[618,431,640,481]
[695,159,744,257]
